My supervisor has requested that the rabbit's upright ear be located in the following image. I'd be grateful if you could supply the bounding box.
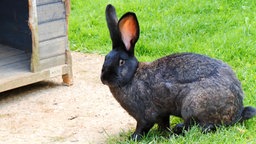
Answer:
[118,12,140,55]
[105,4,122,48]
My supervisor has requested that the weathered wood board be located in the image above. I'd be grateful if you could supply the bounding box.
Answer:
[37,0,62,6]
[37,2,66,24]
[36,0,68,71]
[0,44,30,78]
[39,37,67,60]
[38,19,67,42]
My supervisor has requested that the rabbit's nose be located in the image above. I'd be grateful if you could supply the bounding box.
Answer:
[101,68,105,73]
[100,70,106,83]
[102,63,108,72]
[101,66,109,74]
[100,69,110,85]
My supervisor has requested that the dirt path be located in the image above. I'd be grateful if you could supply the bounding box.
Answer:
[0,52,135,144]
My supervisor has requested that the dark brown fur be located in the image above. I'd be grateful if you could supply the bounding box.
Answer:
[108,53,244,139]
[101,4,256,140]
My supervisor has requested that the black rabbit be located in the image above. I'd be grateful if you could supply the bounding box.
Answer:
[101,4,256,140]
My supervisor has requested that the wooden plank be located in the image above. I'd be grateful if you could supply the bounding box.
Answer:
[0,44,30,79]
[39,36,67,60]
[37,0,62,6]
[62,50,73,86]
[0,45,29,68]
[0,50,23,58]
[0,60,30,78]
[0,44,18,52]
[0,60,29,72]
[64,0,70,40]
[0,44,23,58]
[39,54,66,70]
[29,0,40,72]
[0,53,29,67]
[37,2,66,24]
[38,19,67,42]
[0,64,69,93]
[0,47,20,54]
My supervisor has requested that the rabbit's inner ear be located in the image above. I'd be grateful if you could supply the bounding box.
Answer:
[119,13,139,51]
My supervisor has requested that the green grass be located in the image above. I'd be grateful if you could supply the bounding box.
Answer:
[69,0,256,143]
[107,122,256,144]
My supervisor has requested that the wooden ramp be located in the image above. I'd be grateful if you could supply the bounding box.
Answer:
[0,44,30,78]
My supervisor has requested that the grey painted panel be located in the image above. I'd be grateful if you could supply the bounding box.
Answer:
[39,54,66,70]
[37,0,62,6]
[37,2,66,24]
[38,19,67,42]
[39,36,67,59]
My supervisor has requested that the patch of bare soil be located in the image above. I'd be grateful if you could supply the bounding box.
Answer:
[0,52,135,144]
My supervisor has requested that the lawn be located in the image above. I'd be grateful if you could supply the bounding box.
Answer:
[69,0,256,143]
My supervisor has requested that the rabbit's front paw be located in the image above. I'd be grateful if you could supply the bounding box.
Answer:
[130,132,142,141]
[173,123,185,135]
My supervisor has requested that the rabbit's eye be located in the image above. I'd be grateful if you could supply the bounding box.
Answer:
[119,59,125,66]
